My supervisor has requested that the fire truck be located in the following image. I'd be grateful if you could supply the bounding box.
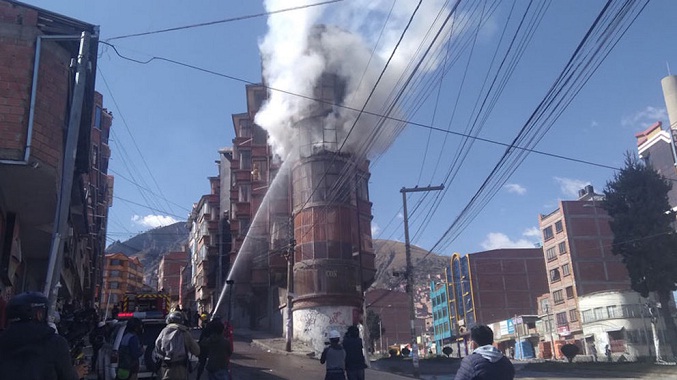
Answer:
[117,292,170,320]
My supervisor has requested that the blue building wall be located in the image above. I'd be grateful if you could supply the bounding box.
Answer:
[430,270,453,353]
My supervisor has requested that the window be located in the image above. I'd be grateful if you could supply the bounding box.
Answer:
[252,160,267,181]
[92,145,99,167]
[569,309,578,322]
[555,220,563,233]
[110,282,119,289]
[549,268,561,282]
[239,150,252,170]
[607,305,620,319]
[553,290,564,304]
[546,247,557,261]
[239,184,251,202]
[558,241,567,255]
[443,322,449,332]
[94,106,102,129]
[593,307,605,320]
[581,309,593,322]
[239,217,251,236]
[543,226,554,241]
[109,270,120,278]
[562,263,571,276]
[238,119,252,138]
[253,124,267,145]
[110,259,121,266]
[556,312,567,326]
[565,286,574,299]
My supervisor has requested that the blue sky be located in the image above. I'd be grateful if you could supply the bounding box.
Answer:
[23,0,677,257]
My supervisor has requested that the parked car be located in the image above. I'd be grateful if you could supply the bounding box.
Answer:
[96,317,166,380]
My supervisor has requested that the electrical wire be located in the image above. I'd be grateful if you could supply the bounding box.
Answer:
[105,0,344,41]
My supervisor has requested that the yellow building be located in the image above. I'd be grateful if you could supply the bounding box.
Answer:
[101,252,144,315]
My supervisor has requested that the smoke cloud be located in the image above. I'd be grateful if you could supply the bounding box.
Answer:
[256,0,454,160]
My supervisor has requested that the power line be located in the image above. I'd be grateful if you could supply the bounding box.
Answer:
[106,0,344,41]
[113,195,187,220]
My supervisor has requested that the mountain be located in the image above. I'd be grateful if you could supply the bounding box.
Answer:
[372,239,449,290]
[105,222,189,281]
[104,227,449,292]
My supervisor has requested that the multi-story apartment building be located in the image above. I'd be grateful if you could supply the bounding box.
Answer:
[0,1,106,306]
[430,276,453,354]
[366,289,427,354]
[101,253,144,314]
[448,248,548,355]
[157,251,188,307]
[538,185,630,351]
[188,177,221,314]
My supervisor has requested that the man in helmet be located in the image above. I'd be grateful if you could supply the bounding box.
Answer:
[320,330,346,380]
[0,292,88,379]
[154,311,200,380]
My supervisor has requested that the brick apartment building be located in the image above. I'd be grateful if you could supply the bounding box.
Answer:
[188,176,222,314]
[538,185,629,350]
[101,253,144,314]
[366,289,427,353]
[157,251,188,307]
[448,248,549,348]
[0,1,108,306]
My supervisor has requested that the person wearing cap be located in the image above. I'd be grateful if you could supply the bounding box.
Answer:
[320,330,346,380]
[89,320,107,372]
[0,291,88,380]
[454,324,514,380]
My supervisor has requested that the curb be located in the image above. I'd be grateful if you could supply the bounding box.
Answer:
[251,339,317,359]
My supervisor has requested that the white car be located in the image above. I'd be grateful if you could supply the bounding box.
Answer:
[96,318,166,380]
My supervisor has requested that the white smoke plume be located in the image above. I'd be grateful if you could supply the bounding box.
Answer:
[256,0,455,160]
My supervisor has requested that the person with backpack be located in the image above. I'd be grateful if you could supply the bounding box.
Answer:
[0,292,88,380]
[199,319,232,380]
[155,311,200,380]
[320,330,346,380]
[343,326,367,380]
[117,317,144,380]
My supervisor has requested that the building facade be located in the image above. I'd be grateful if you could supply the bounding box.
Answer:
[188,177,221,314]
[579,289,671,361]
[101,253,144,315]
[448,248,548,355]
[430,276,453,354]
[0,1,106,308]
[157,251,188,308]
[538,186,630,353]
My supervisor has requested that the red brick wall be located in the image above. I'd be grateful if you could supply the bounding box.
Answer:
[0,1,71,171]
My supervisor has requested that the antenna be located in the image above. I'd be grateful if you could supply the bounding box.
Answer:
[668,61,672,76]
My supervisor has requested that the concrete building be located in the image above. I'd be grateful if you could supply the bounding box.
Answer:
[0,1,106,307]
[635,121,677,206]
[101,252,144,314]
[538,186,630,354]
[366,289,427,354]
[430,275,453,355]
[579,289,671,361]
[187,176,221,314]
[448,247,549,355]
[157,251,188,308]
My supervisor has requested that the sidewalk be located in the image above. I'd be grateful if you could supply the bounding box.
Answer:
[238,328,414,379]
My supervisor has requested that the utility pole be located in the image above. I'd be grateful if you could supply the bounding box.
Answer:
[285,215,296,352]
[401,184,444,378]
[544,303,556,359]
[44,31,91,319]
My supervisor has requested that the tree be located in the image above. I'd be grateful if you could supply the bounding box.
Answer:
[603,154,677,357]
[366,309,382,352]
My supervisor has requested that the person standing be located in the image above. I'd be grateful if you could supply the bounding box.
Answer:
[590,344,598,362]
[199,320,232,380]
[155,311,200,380]
[0,292,88,380]
[117,317,144,380]
[89,321,107,372]
[605,344,612,362]
[454,324,514,380]
[343,326,367,380]
[320,330,346,380]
